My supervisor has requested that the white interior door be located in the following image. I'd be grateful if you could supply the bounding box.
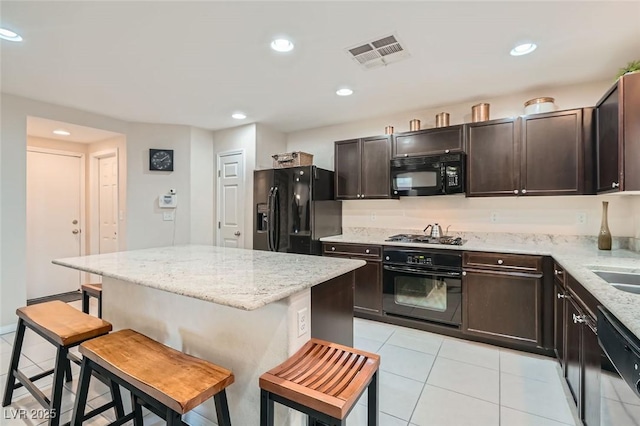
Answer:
[99,155,118,253]
[217,152,245,248]
[27,149,83,299]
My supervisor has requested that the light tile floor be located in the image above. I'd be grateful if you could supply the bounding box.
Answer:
[1,305,639,425]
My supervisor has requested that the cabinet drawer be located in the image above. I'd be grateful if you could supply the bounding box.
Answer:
[553,262,566,287]
[463,252,543,273]
[323,243,382,260]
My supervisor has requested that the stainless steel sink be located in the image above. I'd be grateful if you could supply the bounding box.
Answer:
[592,270,640,295]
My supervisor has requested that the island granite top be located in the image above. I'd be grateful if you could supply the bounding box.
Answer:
[53,245,365,311]
[321,229,640,340]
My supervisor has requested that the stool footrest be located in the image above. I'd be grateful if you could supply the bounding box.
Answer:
[107,411,136,426]
[79,401,118,421]
[13,369,50,407]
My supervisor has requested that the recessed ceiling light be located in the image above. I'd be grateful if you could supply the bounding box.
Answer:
[510,43,537,56]
[270,38,294,52]
[52,129,71,136]
[336,88,353,96]
[0,28,23,42]
[232,113,247,120]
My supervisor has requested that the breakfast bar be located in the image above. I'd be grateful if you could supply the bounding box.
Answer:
[53,245,365,425]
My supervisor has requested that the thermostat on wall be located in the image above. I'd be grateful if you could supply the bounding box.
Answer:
[159,194,178,208]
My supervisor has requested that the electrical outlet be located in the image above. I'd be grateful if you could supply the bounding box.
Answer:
[576,212,587,225]
[490,212,498,223]
[370,212,376,221]
[163,211,174,221]
[297,308,308,337]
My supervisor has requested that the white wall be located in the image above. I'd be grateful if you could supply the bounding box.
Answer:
[287,79,612,170]
[255,123,287,170]
[189,127,215,245]
[213,124,257,248]
[125,123,192,249]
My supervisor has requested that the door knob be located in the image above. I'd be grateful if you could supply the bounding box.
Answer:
[234,231,241,237]
[72,229,80,234]
[521,189,527,194]
[72,220,78,225]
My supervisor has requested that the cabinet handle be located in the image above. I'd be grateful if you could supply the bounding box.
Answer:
[557,293,565,299]
[521,189,527,194]
[462,271,467,276]
[497,259,504,265]
[513,189,519,195]
[612,182,620,189]
[445,149,450,154]
[394,190,398,195]
[554,269,563,275]
[404,154,409,157]
[361,194,365,199]
[385,256,390,261]
[365,249,370,254]
[356,194,361,198]
[573,313,586,324]
[331,246,336,251]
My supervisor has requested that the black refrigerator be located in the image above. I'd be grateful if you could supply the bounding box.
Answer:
[253,166,342,255]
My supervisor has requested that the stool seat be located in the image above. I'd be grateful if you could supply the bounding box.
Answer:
[79,329,235,414]
[17,300,112,346]
[80,283,102,297]
[259,338,380,420]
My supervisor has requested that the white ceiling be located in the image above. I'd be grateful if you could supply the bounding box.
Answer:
[26,116,123,143]
[2,1,640,133]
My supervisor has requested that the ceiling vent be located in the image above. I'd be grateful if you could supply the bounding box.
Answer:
[345,33,410,70]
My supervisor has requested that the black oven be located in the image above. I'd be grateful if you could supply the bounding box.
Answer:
[390,153,464,196]
[383,248,462,327]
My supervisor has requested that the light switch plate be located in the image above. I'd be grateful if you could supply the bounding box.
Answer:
[163,212,174,221]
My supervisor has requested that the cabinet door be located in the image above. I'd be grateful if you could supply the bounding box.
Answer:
[554,281,565,367]
[334,139,360,199]
[521,109,584,195]
[462,269,542,347]
[393,125,464,158]
[353,260,382,315]
[564,299,581,405]
[466,118,519,196]
[360,136,392,199]
[596,86,620,192]
[582,321,601,426]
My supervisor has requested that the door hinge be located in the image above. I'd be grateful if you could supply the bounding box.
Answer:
[218,170,221,177]
[218,221,221,229]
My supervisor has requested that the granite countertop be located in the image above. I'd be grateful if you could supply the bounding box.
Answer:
[321,229,640,339]
[53,245,365,311]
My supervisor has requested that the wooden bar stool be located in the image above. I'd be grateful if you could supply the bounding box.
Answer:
[81,283,102,318]
[71,329,235,426]
[2,301,120,426]
[259,338,380,426]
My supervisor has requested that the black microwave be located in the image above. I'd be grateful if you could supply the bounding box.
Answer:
[390,153,465,196]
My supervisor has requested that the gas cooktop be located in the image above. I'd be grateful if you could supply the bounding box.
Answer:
[385,234,464,246]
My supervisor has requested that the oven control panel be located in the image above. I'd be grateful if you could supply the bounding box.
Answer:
[407,255,432,265]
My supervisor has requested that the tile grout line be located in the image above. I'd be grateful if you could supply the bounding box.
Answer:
[406,337,445,425]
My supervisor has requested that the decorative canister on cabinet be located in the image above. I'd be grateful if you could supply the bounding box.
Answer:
[435,112,450,128]
[471,103,490,122]
[384,126,394,135]
[409,119,421,131]
[524,97,556,115]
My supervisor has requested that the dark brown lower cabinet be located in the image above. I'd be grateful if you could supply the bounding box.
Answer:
[554,281,566,367]
[353,260,382,315]
[462,269,543,347]
[322,242,382,316]
[564,291,600,426]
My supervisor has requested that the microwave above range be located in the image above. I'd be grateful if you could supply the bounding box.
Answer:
[390,153,465,197]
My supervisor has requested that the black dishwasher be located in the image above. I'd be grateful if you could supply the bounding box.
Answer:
[598,306,640,398]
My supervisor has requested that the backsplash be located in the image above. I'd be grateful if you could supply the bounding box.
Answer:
[341,195,638,238]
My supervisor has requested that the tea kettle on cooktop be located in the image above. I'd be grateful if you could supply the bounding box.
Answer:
[423,223,445,238]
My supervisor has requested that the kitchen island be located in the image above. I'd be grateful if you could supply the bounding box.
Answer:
[53,245,365,426]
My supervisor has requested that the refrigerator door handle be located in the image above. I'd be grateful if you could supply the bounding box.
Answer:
[273,186,280,252]
[267,187,274,251]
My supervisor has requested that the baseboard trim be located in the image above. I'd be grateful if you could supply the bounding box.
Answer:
[0,322,17,335]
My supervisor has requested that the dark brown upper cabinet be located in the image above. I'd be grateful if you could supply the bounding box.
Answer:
[334,135,393,200]
[466,109,594,197]
[466,118,519,197]
[596,71,640,193]
[392,125,464,158]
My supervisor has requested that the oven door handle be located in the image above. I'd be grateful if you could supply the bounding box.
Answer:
[383,264,461,278]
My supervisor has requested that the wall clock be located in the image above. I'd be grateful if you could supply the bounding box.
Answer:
[149,149,174,171]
